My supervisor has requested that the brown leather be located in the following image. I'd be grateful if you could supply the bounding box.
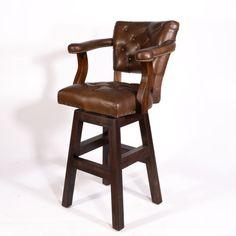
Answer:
[68,38,113,53]
[113,21,179,104]
[58,21,179,117]
[58,82,139,118]
[113,21,178,72]
[135,40,176,61]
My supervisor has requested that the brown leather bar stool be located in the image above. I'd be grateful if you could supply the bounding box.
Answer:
[58,21,179,230]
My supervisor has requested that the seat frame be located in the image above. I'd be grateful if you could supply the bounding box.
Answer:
[62,109,162,231]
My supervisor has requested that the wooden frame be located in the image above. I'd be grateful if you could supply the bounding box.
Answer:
[62,109,162,230]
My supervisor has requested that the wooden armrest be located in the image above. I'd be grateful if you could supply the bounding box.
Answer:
[69,38,113,84]
[135,40,176,62]
[136,62,154,113]
[68,38,113,53]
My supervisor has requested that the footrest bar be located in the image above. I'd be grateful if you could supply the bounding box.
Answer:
[73,156,111,179]
[121,146,149,169]
[79,134,108,155]
[121,144,135,154]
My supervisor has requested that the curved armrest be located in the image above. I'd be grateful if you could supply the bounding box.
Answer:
[135,40,176,62]
[69,38,113,84]
[68,38,113,53]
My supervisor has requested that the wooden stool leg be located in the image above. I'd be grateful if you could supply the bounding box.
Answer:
[62,111,83,207]
[109,120,124,230]
[139,113,162,204]
[102,127,110,185]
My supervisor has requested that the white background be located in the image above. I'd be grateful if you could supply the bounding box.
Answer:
[1,0,236,235]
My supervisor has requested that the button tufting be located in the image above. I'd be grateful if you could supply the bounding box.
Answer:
[58,82,139,118]
[130,34,136,41]
[123,26,128,32]
[113,21,178,73]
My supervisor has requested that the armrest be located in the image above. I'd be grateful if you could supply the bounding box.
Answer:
[136,62,154,113]
[135,40,176,62]
[68,38,113,53]
[69,38,113,84]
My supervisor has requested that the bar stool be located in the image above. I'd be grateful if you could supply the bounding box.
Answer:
[58,20,179,230]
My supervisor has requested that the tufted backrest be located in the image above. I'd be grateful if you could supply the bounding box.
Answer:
[113,21,179,103]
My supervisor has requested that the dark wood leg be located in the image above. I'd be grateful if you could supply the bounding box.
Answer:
[139,113,162,204]
[109,120,124,230]
[102,127,110,185]
[62,111,83,207]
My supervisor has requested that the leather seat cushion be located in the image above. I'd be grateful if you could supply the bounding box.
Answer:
[58,82,139,118]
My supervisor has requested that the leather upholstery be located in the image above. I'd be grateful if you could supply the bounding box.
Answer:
[58,82,139,118]
[135,40,176,61]
[68,38,113,53]
[58,21,179,117]
[113,21,179,103]
[113,21,178,73]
